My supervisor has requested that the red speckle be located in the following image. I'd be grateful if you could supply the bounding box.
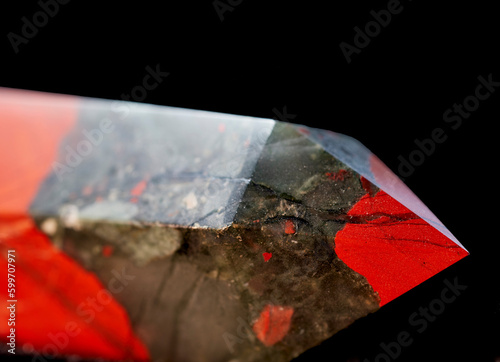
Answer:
[298,127,310,135]
[326,169,349,181]
[253,305,294,346]
[130,179,147,197]
[82,186,93,196]
[262,252,272,262]
[102,245,113,257]
[284,219,296,234]
[334,190,468,306]
[218,123,226,133]
[95,196,103,202]
[253,219,260,223]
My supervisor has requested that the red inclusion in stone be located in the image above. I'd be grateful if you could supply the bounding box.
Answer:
[284,219,296,234]
[0,89,149,361]
[326,169,349,181]
[334,190,468,306]
[262,252,272,262]
[0,89,78,215]
[102,245,114,257]
[360,175,376,197]
[252,305,294,346]
[0,217,149,361]
[131,179,147,197]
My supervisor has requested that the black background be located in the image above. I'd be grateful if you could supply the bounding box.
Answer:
[0,1,498,361]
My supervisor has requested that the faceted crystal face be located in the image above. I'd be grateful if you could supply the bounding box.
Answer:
[30,98,275,228]
[0,88,468,361]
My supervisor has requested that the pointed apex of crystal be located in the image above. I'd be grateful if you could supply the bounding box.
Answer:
[296,125,467,251]
[232,121,468,306]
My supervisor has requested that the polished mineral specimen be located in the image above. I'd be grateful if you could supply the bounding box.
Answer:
[0,88,468,361]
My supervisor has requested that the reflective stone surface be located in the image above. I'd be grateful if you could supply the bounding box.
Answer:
[0,88,468,361]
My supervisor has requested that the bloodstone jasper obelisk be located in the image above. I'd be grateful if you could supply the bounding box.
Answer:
[0,88,468,361]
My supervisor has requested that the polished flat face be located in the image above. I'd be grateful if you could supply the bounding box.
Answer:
[30,97,275,228]
[0,88,468,361]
